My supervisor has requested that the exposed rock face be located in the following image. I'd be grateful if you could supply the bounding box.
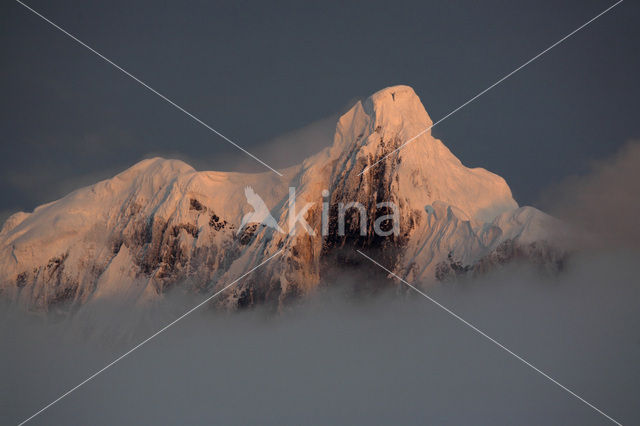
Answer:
[0,85,565,313]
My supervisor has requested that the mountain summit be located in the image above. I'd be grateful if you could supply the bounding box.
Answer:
[0,85,563,312]
[331,85,517,222]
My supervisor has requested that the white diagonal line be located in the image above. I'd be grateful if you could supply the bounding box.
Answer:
[359,0,623,176]
[15,0,283,177]
[356,249,622,425]
[17,249,284,426]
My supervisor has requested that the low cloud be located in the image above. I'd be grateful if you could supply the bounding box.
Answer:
[158,113,340,175]
[2,250,639,424]
[540,141,640,248]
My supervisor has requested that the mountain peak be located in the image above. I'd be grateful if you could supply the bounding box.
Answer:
[363,85,433,131]
[328,85,517,223]
[367,84,418,105]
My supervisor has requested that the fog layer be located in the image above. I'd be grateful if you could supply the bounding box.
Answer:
[2,248,639,425]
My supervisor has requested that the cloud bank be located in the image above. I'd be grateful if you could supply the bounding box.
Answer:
[541,141,640,249]
[2,249,639,425]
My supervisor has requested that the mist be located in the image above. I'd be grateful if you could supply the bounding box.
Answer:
[2,247,639,425]
[540,140,640,249]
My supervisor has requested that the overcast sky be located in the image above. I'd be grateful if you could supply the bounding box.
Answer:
[1,0,638,219]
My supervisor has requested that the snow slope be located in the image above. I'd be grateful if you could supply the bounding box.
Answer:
[0,85,564,312]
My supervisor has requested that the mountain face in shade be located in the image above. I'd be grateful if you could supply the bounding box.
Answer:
[0,85,564,313]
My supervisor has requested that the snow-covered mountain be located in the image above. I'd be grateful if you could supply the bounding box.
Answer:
[0,85,564,313]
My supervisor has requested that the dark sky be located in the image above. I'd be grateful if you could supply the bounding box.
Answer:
[1,0,638,219]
